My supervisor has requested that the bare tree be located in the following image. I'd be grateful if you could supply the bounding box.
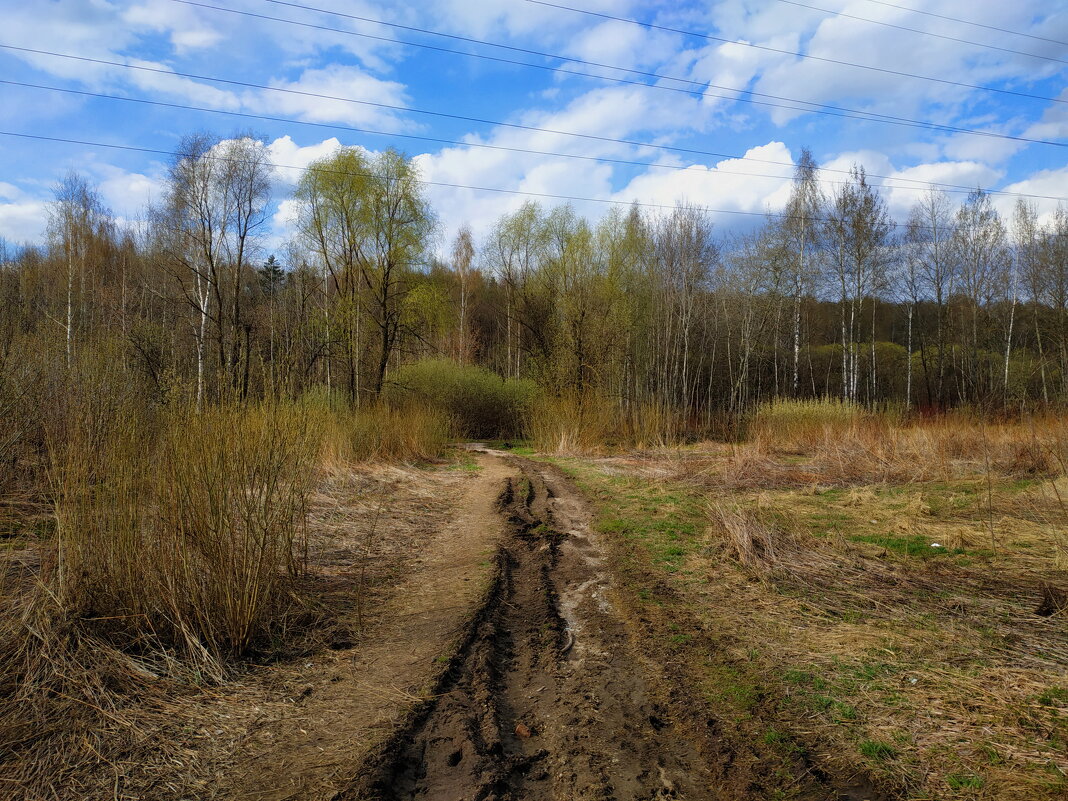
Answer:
[953,189,1010,400]
[823,166,892,402]
[48,173,113,369]
[904,189,955,407]
[158,133,272,404]
[451,225,475,364]
[779,147,825,397]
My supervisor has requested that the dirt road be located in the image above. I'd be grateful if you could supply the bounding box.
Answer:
[349,453,717,800]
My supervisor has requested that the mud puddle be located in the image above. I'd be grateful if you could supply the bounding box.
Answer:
[348,457,713,801]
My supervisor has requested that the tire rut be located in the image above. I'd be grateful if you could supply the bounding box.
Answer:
[348,457,713,801]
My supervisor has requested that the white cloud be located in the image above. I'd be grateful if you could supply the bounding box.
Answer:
[249,65,410,129]
[996,167,1068,223]
[0,200,48,245]
[1024,88,1068,142]
[93,166,161,221]
[271,198,302,236]
[427,0,633,41]
[565,20,679,72]
[611,142,796,224]
[881,160,1003,217]
[125,58,241,109]
[694,0,1066,132]
[267,135,347,185]
[0,182,23,202]
[939,132,1026,164]
[123,0,224,53]
[405,82,717,245]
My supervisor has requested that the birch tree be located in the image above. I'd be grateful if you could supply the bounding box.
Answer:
[779,148,824,397]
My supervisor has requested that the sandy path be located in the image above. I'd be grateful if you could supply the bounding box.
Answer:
[223,454,515,801]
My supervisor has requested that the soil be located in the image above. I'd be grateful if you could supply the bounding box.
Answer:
[3,450,890,800]
[210,456,515,801]
[348,454,721,800]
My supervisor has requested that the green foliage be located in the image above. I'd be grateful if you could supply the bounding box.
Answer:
[387,358,536,439]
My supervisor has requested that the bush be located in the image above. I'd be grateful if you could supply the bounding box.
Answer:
[49,400,319,661]
[387,359,536,439]
[330,401,451,462]
[525,390,617,455]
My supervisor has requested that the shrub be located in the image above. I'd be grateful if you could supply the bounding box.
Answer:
[525,390,618,455]
[387,358,536,439]
[750,398,873,452]
[336,401,451,462]
[49,400,319,660]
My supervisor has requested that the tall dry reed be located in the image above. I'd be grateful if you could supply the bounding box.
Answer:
[319,401,451,464]
[49,401,319,661]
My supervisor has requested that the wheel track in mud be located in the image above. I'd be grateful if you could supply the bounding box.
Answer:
[346,456,714,801]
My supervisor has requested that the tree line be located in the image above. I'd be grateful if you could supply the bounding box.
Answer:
[3,134,1068,430]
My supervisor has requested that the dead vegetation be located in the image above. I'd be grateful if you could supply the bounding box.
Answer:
[560,402,1068,800]
[0,370,477,801]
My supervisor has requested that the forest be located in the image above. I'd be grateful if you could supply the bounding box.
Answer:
[3,136,1067,433]
[3,133,1068,801]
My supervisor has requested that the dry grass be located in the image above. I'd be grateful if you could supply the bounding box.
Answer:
[564,411,1068,800]
[526,391,618,455]
[526,392,690,455]
[0,397,326,799]
[0,436,480,800]
[707,502,798,570]
[50,401,320,662]
[321,401,451,464]
[692,406,1068,494]
[749,397,877,452]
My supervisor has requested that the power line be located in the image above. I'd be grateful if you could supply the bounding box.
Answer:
[524,0,1068,106]
[0,49,1056,202]
[0,128,1031,234]
[167,0,1066,149]
[6,77,1067,203]
[773,0,1068,65]
[854,0,1068,48]
[0,128,788,220]
[0,46,1060,200]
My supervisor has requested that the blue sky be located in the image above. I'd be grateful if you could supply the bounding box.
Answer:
[0,0,1065,255]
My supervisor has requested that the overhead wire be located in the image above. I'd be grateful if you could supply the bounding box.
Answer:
[853,0,1068,48]
[772,0,1068,65]
[4,77,1066,203]
[159,0,1068,149]
[523,0,1068,106]
[1,128,1043,235]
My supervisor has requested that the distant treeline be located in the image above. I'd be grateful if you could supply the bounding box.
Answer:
[2,134,1067,424]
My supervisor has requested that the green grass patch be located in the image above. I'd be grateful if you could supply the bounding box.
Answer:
[946,773,984,790]
[705,663,762,716]
[448,450,482,471]
[565,464,705,577]
[1037,687,1068,707]
[849,532,965,558]
[859,739,896,760]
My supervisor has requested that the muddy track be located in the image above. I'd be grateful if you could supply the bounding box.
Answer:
[347,457,714,801]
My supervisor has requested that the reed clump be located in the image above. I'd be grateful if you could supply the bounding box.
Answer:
[318,401,451,464]
[525,391,619,455]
